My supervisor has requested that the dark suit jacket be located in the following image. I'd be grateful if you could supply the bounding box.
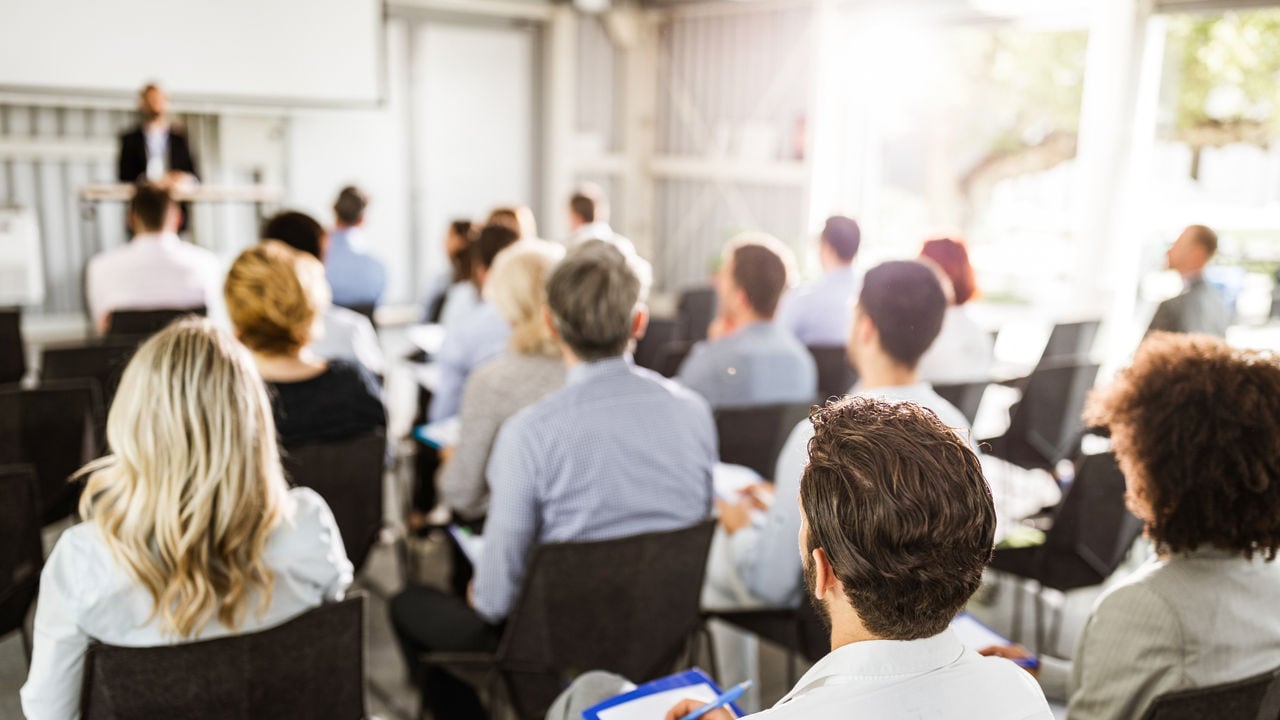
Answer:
[1146,276,1229,338]
[117,126,199,183]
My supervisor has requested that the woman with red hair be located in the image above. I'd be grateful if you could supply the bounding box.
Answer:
[915,237,993,384]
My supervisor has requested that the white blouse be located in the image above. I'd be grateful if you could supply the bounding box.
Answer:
[917,305,994,385]
[20,487,353,720]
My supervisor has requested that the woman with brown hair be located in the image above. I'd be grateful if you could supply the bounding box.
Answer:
[915,236,993,384]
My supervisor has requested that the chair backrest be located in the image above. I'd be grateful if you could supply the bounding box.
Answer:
[1010,360,1100,467]
[1039,452,1144,591]
[933,381,988,425]
[497,522,717,718]
[634,318,681,373]
[1141,666,1280,720]
[0,385,20,465]
[715,402,813,479]
[677,287,717,343]
[0,308,26,384]
[1037,320,1100,368]
[0,464,43,642]
[81,595,366,720]
[283,431,386,573]
[657,340,695,379]
[41,341,138,409]
[8,380,103,524]
[106,306,207,340]
[807,345,856,402]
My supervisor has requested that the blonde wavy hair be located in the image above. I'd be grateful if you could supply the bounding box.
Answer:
[484,239,564,358]
[225,240,330,356]
[77,319,292,638]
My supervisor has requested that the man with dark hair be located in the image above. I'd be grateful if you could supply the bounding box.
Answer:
[549,397,1052,720]
[777,215,862,346]
[262,210,383,373]
[676,233,816,408]
[704,260,970,609]
[1146,224,1229,337]
[566,183,635,253]
[325,185,387,309]
[85,182,218,334]
[390,240,716,720]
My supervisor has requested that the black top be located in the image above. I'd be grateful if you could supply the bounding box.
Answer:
[118,126,200,183]
[266,360,385,446]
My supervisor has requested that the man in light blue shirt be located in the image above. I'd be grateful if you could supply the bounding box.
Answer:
[776,215,862,347]
[705,260,970,610]
[677,233,817,408]
[325,186,387,308]
[390,240,716,720]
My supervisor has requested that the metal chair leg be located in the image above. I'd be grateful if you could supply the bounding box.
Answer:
[1032,585,1047,657]
[700,623,721,682]
[1010,577,1026,644]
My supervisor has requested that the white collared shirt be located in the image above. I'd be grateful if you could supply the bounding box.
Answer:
[756,629,1053,719]
[85,231,221,333]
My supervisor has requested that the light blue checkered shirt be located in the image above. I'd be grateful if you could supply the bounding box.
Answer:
[676,321,818,408]
[473,355,717,622]
[776,266,860,347]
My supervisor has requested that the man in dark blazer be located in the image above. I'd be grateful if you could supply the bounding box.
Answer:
[118,84,199,184]
[1146,224,1229,338]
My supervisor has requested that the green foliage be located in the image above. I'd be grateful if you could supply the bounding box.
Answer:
[1165,10,1280,135]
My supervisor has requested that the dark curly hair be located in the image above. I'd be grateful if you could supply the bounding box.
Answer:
[800,396,996,639]
[1085,333,1280,560]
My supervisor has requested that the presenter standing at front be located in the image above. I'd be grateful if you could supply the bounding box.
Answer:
[118,83,199,199]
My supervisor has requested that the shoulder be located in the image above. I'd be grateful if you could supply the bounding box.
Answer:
[322,360,383,400]
[272,487,343,555]
[1091,561,1181,627]
[638,363,713,408]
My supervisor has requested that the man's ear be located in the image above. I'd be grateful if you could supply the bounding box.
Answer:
[631,303,650,342]
[811,546,837,600]
[854,312,876,348]
[542,305,561,341]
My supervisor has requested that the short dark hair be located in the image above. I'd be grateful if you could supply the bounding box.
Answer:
[449,220,475,283]
[1085,333,1280,560]
[822,216,861,263]
[473,223,520,273]
[858,261,946,369]
[546,240,642,361]
[801,397,995,640]
[333,186,368,225]
[570,186,602,224]
[1185,224,1218,256]
[129,182,174,232]
[728,235,792,318]
[263,211,325,260]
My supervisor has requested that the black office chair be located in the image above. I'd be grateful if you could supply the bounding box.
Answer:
[634,317,681,373]
[807,345,856,402]
[105,306,206,340]
[715,402,812,479]
[934,381,988,425]
[3,380,104,524]
[677,287,717,343]
[0,385,20,464]
[705,599,828,687]
[0,308,26,384]
[41,341,138,410]
[1141,665,1280,720]
[283,431,387,574]
[657,340,696,379]
[0,464,42,664]
[419,522,716,720]
[982,360,1099,473]
[991,452,1144,655]
[80,595,366,720]
[1038,320,1100,367]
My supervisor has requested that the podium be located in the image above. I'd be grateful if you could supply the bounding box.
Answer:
[78,183,284,253]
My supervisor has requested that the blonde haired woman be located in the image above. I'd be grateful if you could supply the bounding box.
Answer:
[21,320,352,720]
[438,239,567,521]
[224,240,385,445]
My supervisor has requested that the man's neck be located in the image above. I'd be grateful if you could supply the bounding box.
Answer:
[857,353,918,390]
[143,118,169,133]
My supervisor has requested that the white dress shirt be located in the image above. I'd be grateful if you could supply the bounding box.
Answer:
[755,629,1052,719]
[20,488,353,720]
[310,305,385,375]
[84,231,220,333]
[917,305,994,385]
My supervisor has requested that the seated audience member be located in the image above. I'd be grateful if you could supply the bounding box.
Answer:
[428,223,522,421]
[983,333,1280,720]
[434,220,480,327]
[1146,224,1229,337]
[20,320,352,719]
[776,215,861,347]
[325,185,387,309]
[439,240,567,522]
[705,260,968,609]
[263,210,385,374]
[390,240,716,720]
[676,234,817,408]
[548,398,1053,720]
[487,204,539,240]
[225,241,385,445]
[566,183,635,253]
[915,237,993,384]
[85,182,219,334]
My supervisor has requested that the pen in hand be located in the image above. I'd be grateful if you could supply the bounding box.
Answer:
[677,680,751,720]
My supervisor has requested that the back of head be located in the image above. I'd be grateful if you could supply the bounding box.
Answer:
[488,205,539,240]
[1085,333,1280,560]
[570,184,606,225]
[822,215,861,263]
[78,318,290,637]
[726,233,794,319]
[546,239,648,361]
[859,261,947,368]
[225,240,330,356]
[800,396,995,639]
[333,186,368,226]
[263,211,326,260]
[919,237,978,305]
[448,219,476,283]
[473,223,522,272]
[1186,224,1218,258]
[485,240,566,357]
[129,182,174,234]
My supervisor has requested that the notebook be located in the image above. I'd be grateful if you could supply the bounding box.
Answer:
[447,523,485,566]
[950,612,1012,652]
[413,416,461,450]
[582,669,742,720]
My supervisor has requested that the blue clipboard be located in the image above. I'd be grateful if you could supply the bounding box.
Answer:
[582,668,744,719]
